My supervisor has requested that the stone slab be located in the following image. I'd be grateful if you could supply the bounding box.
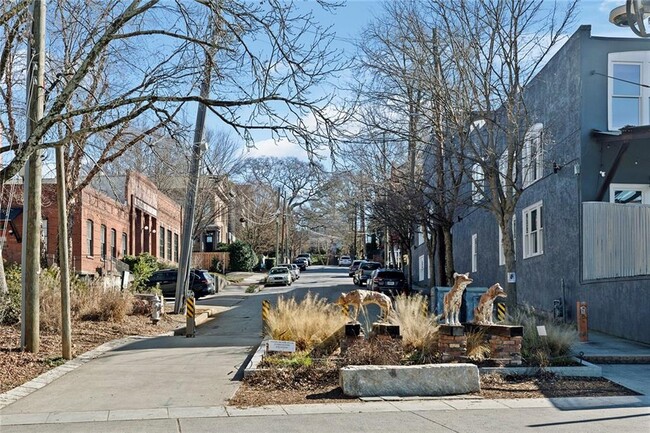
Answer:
[340,363,480,397]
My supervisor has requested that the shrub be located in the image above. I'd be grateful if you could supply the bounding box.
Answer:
[81,289,133,322]
[393,294,440,361]
[229,241,257,271]
[266,292,348,352]
[122,253,160,291]
[507,304,578,367]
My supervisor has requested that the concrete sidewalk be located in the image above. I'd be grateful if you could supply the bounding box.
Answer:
[1,273,649,431]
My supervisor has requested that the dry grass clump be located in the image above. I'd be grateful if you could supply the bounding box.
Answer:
[266,292,348,351]
[343,335,404,365]
[36,267,134,328]
[507,305,578,367]
[392,294,440,360]
[466,328,491,362]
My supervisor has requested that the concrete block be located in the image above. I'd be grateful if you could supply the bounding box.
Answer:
[340,363,480,397]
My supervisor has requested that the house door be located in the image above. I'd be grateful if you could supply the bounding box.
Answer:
[204,231,215,252]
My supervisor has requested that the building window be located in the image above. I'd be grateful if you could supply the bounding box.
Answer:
[417,225,424,246]
[609,51,650,130]
[86,220,94,256]
[167,229,172,259]
[159,226,165,259]
[499,216,517,266]
[111,229,117,259]
[122,232,127,257]
[41,219,48,254]
[418,255,425,282]
[610,183,650,204]
[523,201,543,259]
[471,163,484,202]
[100,225,107,260]
[471,234,478,272]
[174,233,179,262]
[523,123,544,187]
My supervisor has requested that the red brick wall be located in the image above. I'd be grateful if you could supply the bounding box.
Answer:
[1,171,183,275]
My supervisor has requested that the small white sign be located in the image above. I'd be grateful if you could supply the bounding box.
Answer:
[507,272,516,283]
[267,340,296,353]
[536,325,547,337]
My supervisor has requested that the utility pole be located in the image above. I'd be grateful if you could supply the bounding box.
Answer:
[274,188,280,265]
[174,17,217,314]
[21,0,46,352]
[352,204,357,258]
[55,144,71,359]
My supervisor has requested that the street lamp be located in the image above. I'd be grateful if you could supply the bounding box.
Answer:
[610,0,650,37]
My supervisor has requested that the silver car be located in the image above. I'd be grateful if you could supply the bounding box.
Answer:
[265,267,292,286]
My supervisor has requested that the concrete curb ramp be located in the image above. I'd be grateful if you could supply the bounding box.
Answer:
[340,363,480,397]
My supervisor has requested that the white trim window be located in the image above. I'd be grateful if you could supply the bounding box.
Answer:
[417,225,424,246]
[86,219,94,257]
[522,202,543,259]
[471,234,478,272]
[609,183,650,204]
[608,51,650,130]
[499,216,517,266]
[471,163,484,203]
[418,255,425,281]
[522,123,544,187]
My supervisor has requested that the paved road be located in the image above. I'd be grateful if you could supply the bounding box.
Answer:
[1,266,649,432]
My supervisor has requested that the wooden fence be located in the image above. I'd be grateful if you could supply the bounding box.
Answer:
[191,251,230,272]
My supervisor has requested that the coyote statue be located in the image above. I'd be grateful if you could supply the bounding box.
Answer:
[335,289,392,322]
[443,272,473,326]
[473,283,507,325]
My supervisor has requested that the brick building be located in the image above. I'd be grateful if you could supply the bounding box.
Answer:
[0,171,183,275]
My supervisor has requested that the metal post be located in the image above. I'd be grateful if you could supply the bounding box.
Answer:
[274,188,280,265]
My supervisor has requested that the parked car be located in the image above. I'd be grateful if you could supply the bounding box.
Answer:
[348,259,366,277]
[276,264,296,282]
[145,268,216,299]
[367,268,408,296]
[296,253,312,266]
[265,267,292,286]
[290,263,301,280]
[353,261,382,286]
[338,255,352,267]
[293,257,308,271]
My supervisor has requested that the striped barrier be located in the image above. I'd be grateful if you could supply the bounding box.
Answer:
[262,300,270,335]
[186,296,195,338]
[497,302,506,322]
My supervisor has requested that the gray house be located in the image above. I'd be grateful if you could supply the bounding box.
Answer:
[418,26,650,344]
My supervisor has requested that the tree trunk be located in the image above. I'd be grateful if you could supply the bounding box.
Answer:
[442,226,454,285]
[0,248,8,295]
[502,219,518,309]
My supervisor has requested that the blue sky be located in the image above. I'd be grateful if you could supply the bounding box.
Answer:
[238,0,642,161]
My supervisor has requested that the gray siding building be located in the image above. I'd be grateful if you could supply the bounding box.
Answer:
[421,26,650,344]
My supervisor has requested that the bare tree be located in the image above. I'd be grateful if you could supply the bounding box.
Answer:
[429,0,578,306]
[0,0,348,185]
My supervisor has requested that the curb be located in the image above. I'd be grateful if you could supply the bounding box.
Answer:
[479,357,602,378]
[173,307,222,336]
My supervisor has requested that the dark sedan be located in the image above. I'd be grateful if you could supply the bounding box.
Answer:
[367,269,408,296]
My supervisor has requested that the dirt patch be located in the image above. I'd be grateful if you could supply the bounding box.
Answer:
[229,366,639,407]
[0,310,185,395]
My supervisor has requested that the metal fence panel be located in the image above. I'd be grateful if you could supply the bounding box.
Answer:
[583,202,650,280]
